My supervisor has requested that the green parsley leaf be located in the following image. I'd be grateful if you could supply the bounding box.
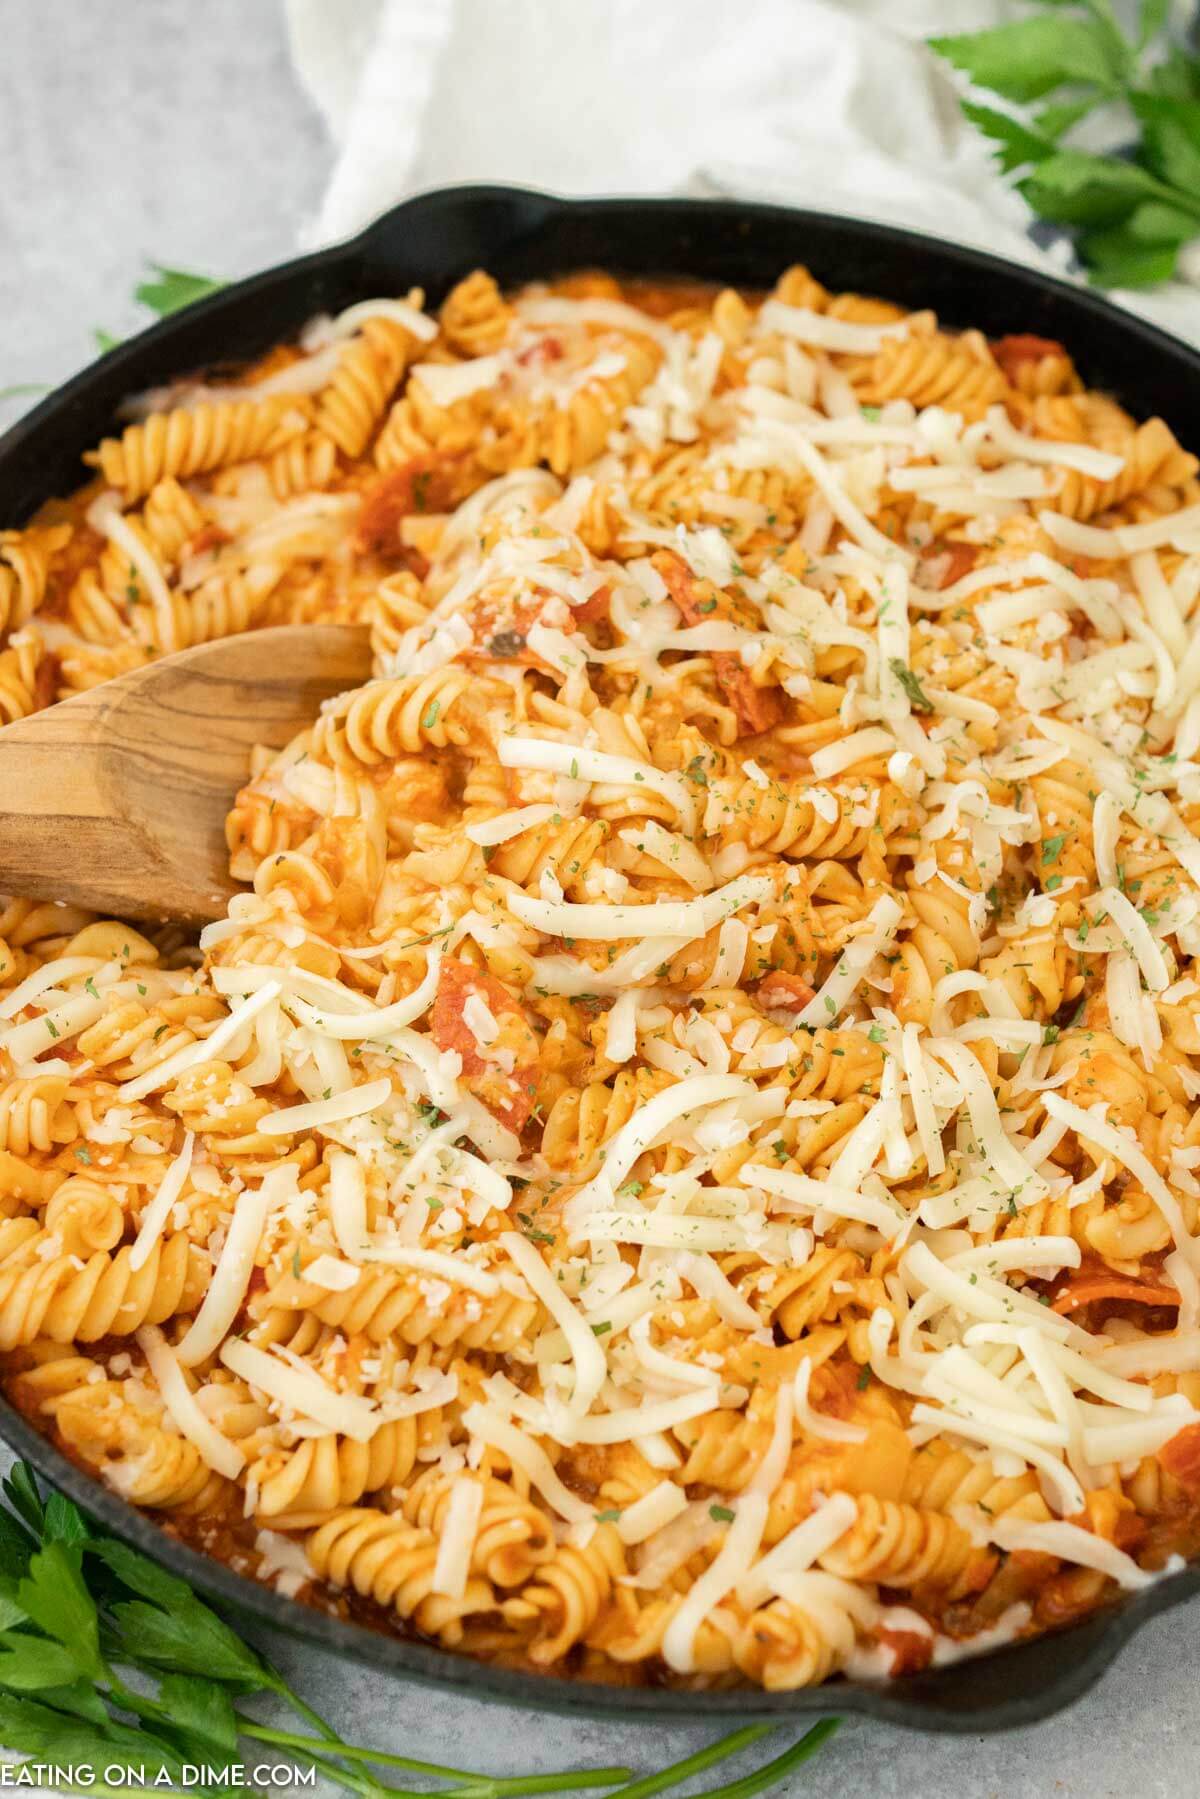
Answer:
[1130,92,1200,195]
[934,7,1200,292]
[157,1671,239,1755]
[709,1504,735,1524]
[108,1597,269,1687]
[1041,834,1065,865]
[591,1321,612,1336]
[86,1537,193,1611]
[134,264,225,318]
[856,1366,871,1391]
[1019,149,1180,228]
[959,100,1058,174]
[593,1509,622,1524]
[42,1491,88,1548]
[2,1466,44,1540]
[931,15,1125,104]
[888,657,933,714]
[1149,43,1200,102]
[1034,97,1099,142]
[0,1631,82,1691]
[17,1543,103,1681]
[1139,0,1171,52]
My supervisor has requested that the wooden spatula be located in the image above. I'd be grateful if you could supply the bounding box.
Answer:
[0,624,374,925]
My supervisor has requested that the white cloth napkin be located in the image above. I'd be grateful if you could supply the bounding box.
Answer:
[285,0,1200,346]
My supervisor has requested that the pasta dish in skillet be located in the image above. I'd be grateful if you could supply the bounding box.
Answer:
[2,265,1200,1687]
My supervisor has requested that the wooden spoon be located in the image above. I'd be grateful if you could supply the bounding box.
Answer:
[0,624,373,925]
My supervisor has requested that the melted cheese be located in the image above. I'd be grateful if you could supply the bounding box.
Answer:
[987,1517,1158,1589]
[1044,1093,1200,1271]
[464,804,557,846]
[128,1132,194,1271]
[220,1338,379,1442]
[175,1169,279,1366]
[119,984,282,1103]
[460,1404,593,1522]
[661,1493,769,1672]
[796,895,904,1027]
[137,1325,245,1479]
[567,1073,754,1220]
[498,735,700,833]
[736,1491,859,1607]
[288,953,441,1039]
[616,1480,690,1545]
[259,1077,393,1135]
[430,1477,485,1599]
[502,1230,606,1412]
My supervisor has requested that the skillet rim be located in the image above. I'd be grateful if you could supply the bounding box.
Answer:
[2,179,1199,1730]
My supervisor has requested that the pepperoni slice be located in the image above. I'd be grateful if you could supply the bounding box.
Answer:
[992,334,1067,383]
[653,551,783,737]
[430,957,539,1135]
[572,581,612,627]
[357,457,463,554]
[756,970,817,1013]
[1160,1422,1200,1496]
[919,541,978,591]
[877,1626,934,1677]
[1049,1256,1179,1317]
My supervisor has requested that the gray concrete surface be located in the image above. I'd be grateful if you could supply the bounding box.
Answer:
[1,2,1198,1792]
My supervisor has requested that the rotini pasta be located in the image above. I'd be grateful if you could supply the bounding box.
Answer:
[3,265,1200,1692]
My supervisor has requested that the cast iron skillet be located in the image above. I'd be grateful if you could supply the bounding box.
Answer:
[2,183,1200,1732]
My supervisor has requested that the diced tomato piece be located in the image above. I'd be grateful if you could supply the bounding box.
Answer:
[653,551,782,737]
[32,652,59,711]
[1034,1567,1109,1628]
[1160,1422,1200,1496]
[919,541,978,591]
[756,970,817,1013]
[430,957,539,1135]
[186,523,230,558]
[357,457,463,554]
[572,582,612,627]
[464,583,610,669]
[1112,1511,1149,1555]
[715,662,782,736]
[876,1626,934,1677]
[517,335,565,368]
[992,334,1067,383]
[463,594,556,670]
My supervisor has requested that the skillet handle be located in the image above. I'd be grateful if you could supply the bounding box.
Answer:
[352,183,571,292]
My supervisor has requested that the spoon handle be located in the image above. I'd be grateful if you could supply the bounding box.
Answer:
[0,675,245,923]
[0,624,373,925]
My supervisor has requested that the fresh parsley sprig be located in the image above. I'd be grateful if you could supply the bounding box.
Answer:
[930,0,1200,288]
[93,262,226,356]
[0,1461,839,1798]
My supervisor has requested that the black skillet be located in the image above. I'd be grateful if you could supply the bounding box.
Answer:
[2,183,1199,1732]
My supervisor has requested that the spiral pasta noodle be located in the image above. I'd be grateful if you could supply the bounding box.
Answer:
[5,261,1200,1693]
